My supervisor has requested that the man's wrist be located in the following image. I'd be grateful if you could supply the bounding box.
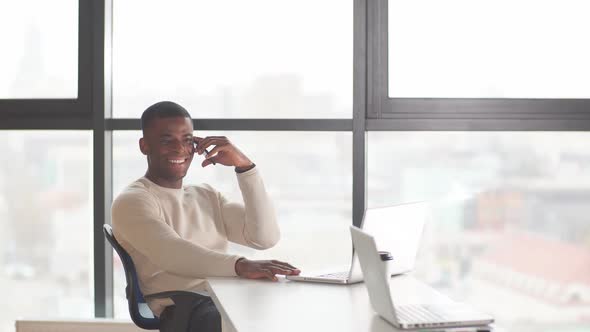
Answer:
[234,257,247,275]
[235,163,256,173]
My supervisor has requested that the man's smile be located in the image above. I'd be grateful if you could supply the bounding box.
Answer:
[168,158,188,164]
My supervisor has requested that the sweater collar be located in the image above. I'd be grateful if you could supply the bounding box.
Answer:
[142,176,185,196]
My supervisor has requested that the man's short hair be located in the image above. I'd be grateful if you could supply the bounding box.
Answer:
[141,101,192,134]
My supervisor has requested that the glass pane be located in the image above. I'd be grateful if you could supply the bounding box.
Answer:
[388,0,590,98]
[113,0,352,118]
[0,0,78,98]
[113,131,351,317]
[0,131,93,331]
[369,132,590,331]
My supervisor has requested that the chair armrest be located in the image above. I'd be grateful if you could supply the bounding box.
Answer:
[144,290,206,301]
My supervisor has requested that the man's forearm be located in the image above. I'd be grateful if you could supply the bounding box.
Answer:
[235,167,280,249]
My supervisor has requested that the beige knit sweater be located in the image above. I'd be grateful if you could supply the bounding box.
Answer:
[111,167,279,316]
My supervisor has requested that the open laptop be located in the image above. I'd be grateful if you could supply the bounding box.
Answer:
[286,201,428,284]
[350,225,495,329]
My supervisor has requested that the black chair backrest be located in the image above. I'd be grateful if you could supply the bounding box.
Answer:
[103,224,160,330]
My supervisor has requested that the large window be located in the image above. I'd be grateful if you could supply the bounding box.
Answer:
[113,0,352,118]
[0,0,78,99]
[0,131,93,332]
[112,131,352,317]
[4,1,589,331]
[368,132,590,331]
[387,0,590,98]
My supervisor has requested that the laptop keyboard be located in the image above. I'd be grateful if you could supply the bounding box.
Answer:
[395,304,451,323]
[317,271,348,279]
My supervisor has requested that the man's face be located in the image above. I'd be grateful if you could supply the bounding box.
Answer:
[140,116,195,186]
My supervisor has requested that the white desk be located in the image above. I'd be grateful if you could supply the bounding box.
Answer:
[206,275,495,332]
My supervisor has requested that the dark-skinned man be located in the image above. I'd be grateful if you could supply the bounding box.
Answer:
[112,101,300,332]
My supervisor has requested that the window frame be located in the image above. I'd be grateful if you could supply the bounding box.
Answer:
[367,0,590,130]
[0,0,93,129]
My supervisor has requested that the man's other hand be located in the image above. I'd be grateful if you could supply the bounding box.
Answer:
[235,258,301,282]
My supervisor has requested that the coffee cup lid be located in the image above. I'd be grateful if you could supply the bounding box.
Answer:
[378,251,393,261]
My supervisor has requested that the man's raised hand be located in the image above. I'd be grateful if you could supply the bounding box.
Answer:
[193,136,253,169]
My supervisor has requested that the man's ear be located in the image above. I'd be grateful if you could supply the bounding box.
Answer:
[139,137,149,155]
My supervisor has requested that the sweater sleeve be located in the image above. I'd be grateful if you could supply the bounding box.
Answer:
[111,190,241,278]
[220,167,280,249]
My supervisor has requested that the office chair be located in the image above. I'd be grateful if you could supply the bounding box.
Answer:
[103,224,204,331]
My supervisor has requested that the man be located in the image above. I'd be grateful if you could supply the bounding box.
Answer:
[112,101,300,332]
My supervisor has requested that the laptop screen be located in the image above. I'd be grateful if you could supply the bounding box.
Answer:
[357,201,428,275]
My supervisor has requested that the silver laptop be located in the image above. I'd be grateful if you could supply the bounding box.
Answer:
[350,225,495,329]
[286,201,428,284]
